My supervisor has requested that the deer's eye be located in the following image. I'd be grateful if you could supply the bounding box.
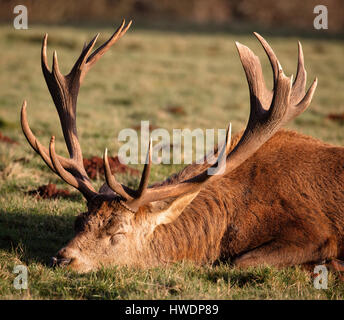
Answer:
[110,233,126,244]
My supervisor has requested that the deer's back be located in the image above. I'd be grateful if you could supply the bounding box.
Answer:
[215,129,344,259]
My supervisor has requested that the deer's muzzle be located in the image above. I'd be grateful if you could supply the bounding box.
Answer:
[51,256,72,267]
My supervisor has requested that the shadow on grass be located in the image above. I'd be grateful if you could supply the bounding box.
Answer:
[0,208,75,266]
[205,267,270,288]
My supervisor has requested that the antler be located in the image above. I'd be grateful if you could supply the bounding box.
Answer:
[103,33,317,211]
[22,28,316,210]
[21,20,132,201]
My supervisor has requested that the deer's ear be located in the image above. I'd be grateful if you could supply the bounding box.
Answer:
[152,190,200,226]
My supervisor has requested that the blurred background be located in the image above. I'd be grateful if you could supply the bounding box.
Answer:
[0,0,343,34]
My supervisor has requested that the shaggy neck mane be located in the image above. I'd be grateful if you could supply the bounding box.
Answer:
[144,132,244,265]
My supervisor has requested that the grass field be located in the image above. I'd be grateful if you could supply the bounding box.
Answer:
[0,23,344,299]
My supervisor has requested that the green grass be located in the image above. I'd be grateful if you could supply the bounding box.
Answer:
[0,23,344,299]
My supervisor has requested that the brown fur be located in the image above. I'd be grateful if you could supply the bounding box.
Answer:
[148,129,344,266]
[56,129,344,272]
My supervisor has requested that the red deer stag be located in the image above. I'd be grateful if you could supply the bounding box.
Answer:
[21,20,344,273]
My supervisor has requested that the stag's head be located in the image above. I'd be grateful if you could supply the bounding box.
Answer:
[21,20,317,272]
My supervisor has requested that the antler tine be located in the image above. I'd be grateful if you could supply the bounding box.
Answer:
[136,138,152,198]
[49,136,76,185]
[41,34,50,75]
[209,123,232,176]
[21,100,73,171]
[236,37,273,111]
[253,32,307,110]
[103,148,134,200]
[35,136,56,173]
[69,33,100,85]
[71,20,132,85]
[103,138,153,207]
[126,139,153,210]
[21,100,53,170]
[183,123,232,183]
[52,50,64,80]
[255,32,310,108]
[86,19,132,69]
[287,77,317,121]
[49,136,97,200]
[254,32,280,87]
[290,41,307,104]
[235,38,292,135]
[235,41,275,116]
[280,42,318,123]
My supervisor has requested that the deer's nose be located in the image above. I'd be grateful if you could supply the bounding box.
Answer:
[51,256,72,267]
[51,247,74,267]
